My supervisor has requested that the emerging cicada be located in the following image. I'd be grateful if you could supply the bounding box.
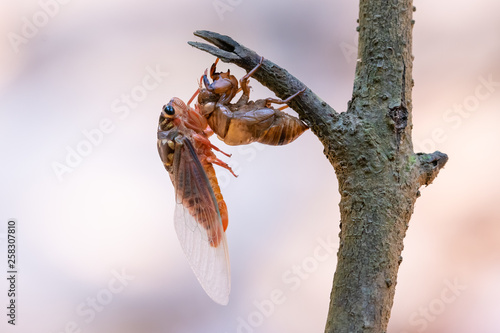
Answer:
[157,96,236,305]
[196,57,309,146]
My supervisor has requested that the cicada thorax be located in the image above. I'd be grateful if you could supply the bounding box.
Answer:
[205,62,239,105]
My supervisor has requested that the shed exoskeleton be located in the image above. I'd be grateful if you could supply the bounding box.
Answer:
[196,57,309,146]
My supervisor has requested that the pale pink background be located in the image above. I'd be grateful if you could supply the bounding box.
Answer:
[0,1,499,332]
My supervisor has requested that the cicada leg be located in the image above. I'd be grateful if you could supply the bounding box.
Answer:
[192,133,232,158]
[210,58,220,81]
[203,126,214,137]
[240,56,264,83]
[239,56,264,99]
[187,88,200,106]
[264,87,306,108]
[206,156,238,178]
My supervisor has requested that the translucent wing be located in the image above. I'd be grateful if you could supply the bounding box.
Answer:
[172,137,230,305]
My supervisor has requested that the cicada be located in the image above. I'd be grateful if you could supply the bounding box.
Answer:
[196,57,309,146]
[157,96,236,305]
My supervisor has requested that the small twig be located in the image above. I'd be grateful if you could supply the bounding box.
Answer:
[417,151,449,186]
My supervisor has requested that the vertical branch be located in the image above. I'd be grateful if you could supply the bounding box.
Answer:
[188,12,447,330]
[324,0,417,332]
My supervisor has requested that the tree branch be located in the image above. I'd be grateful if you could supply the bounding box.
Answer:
[417,151,449,186]
[188,30,339,143]
[188,21,448,332]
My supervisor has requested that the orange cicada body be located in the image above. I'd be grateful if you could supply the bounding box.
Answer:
[158,57,307,305]
[157,97,236,305]
[196,57,309,146]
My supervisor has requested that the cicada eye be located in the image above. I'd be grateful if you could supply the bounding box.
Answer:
[163,104,175,117]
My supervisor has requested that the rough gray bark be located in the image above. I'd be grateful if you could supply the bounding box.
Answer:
[189,0,448,331]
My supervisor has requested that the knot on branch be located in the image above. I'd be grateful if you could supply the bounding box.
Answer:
[389,61,408,148]
[389,104,408,148]
[416,151,449,186]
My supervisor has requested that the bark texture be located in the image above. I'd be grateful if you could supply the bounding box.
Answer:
[189,0,447,330]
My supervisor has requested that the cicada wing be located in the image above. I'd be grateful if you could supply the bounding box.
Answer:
[172,137,230,305]
[174,204,230,305]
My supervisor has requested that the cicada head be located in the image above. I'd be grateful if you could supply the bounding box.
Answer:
[158,97,190,132]
[197,88,218,116]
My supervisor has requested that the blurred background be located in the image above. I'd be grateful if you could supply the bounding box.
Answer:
[0,0,499,332]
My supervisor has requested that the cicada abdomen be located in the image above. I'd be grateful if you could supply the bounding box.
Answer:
[197,57,309,146]
[205,100,309,146]
[157,97,236,305]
